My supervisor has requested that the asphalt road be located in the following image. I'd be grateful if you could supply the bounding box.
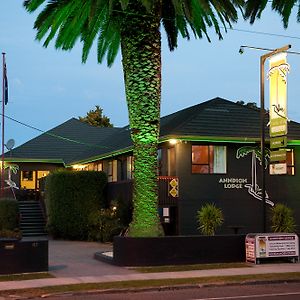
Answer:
[34,282,300,300]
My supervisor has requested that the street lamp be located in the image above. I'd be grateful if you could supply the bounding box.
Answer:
[240,44,291,232]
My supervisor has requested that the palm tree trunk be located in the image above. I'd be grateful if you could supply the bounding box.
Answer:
[120,2,163,237]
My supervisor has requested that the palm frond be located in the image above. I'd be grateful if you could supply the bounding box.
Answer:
[23,0,47,12]
[162,0,178,50]
[271,0,297,28]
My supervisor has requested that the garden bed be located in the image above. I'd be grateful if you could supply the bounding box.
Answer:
[95,235,246,266]
[0,237,48,275]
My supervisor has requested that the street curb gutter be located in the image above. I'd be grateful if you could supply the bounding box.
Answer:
[28,278,300,299]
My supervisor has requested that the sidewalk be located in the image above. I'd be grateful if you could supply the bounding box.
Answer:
[0,239,300,292]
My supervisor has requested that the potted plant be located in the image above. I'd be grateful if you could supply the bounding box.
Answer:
[271,203,296,233]
[197,203,224,235]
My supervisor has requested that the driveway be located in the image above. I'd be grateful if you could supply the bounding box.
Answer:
[49,239,137,277]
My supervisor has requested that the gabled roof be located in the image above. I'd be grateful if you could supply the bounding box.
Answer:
[6,118,122,165]
[6,98,300,166]
[160,97,300,140]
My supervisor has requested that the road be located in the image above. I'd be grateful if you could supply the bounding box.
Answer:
[35,282,300,300]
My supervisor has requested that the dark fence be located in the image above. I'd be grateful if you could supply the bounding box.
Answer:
[0,238,48,274]
[109,235,246,266]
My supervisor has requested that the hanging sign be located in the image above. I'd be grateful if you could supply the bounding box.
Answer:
[269,53,289,138]
[270,149,287,162]
[270,136,287,149]
[269,163,287,175]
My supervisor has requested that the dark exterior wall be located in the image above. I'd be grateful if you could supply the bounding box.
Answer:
[175,142,300,236]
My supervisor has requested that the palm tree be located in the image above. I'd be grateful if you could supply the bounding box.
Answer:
[23,0,296,237]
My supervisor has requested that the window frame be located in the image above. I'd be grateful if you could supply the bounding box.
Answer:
[191,144,227,174]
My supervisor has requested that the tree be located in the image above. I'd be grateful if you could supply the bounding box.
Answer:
[78,105,113,127]
[23,0,296,237]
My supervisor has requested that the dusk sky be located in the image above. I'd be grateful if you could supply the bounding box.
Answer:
[1,1,300,148]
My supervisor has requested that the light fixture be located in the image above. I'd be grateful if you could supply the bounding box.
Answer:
[169,139,178,145]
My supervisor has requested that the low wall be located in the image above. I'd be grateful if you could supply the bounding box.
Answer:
[112,235,246,266]
[0,238,48,275]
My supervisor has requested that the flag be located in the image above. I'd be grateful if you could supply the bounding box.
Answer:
[3,62,8,105]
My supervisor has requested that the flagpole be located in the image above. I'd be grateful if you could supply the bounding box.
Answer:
[1,53,5,198]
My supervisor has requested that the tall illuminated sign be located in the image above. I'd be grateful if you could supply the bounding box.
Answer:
[269,53,289,138]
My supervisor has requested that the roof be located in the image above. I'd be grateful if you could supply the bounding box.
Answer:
[160,97,300,140]
[6,118,122,165]
[6,98,300,165]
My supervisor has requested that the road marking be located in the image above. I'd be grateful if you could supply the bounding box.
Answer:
[192,291,300,300]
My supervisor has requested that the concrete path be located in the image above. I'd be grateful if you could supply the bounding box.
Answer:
[0,239,300,292]
[49,240,136,277]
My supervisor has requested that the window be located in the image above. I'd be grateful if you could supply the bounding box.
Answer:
[287,149,295,175]
[108,160,118,182]
[22,171,33,181]
[192,145,226,174]
[167,147,176,176]
[94,162,103,171]
[126,156,134,179]
[21,170,36,189]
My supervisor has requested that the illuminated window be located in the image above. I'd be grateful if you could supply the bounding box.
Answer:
[108,160,118,182]
[192,145,227,174]
[94,162,103,171]
[126,156,134,179]
[22,171,33,181]
[287,149,295,175]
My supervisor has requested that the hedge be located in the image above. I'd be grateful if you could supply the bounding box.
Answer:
[45,170,107,240]
[0,198,19,230]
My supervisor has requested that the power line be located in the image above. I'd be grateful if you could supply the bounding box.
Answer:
[1,113,109,149]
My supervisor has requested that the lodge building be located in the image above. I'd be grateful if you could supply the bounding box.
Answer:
[4,98,300,235]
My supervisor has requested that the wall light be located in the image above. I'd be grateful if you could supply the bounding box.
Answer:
[169,139,178,145]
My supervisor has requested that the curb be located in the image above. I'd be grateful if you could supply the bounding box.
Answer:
[13,278,300,299]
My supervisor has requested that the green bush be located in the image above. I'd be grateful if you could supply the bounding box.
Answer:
[271,203,296,233]
[197,203,224,235]
[45,170,107,240]
[88,208,122,242]
[114,196,133,228]
[0,198,19,231]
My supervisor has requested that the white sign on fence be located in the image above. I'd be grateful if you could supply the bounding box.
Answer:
[246,233,299,264]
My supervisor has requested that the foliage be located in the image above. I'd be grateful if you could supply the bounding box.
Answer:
[78,105,113,127]
[244,0,300,28]
[45,170,107,240]
[0,198,19,231]
[114,196,133,229]
[271,203,296,233]
[88,208,122,243]
[197,203,224,236]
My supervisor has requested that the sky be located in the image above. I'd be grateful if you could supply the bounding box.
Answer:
[1,2,300,148]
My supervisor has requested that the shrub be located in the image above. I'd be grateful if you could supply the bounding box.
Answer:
[88,208,122,242]
[271,203,296,233]
[0,198,19,231]
[45,170,107,240]
[114,196,133,229]
[197,203,224,235]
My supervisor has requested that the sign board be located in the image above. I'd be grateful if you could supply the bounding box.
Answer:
[269,52,289,137]
[270,118,287,137]
[270,136,287,149]
[270,163,287,175]
[246,233,299,264]
[270,149,287,162]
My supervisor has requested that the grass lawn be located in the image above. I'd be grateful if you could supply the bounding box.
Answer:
[131,262,250,273]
